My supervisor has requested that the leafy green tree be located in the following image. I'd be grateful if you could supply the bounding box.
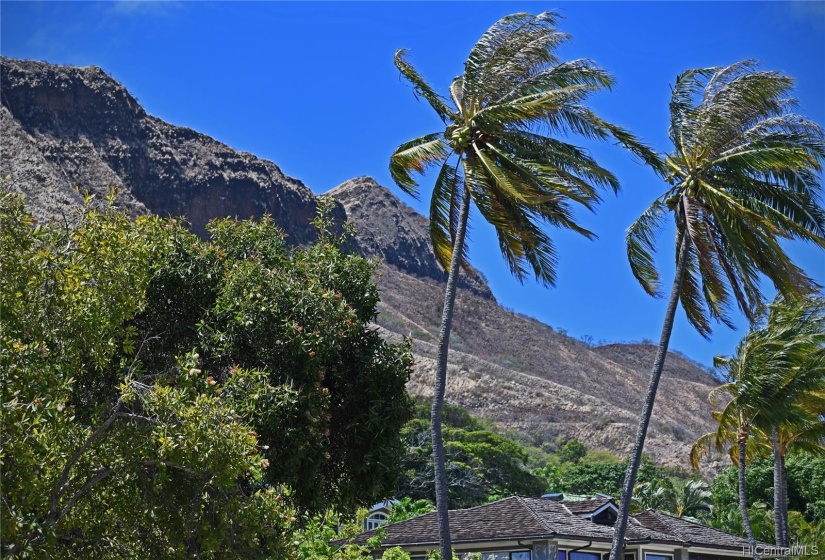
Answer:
[559,456,659,497]
[388,497,437,523]
[397,403,546,508]
[112,196,415,515]
[1,195,294,558]
[789,454,825,520]
[0,193,414,557]
[557,438,588,465]
[391,12,658,559]
[613,61,825,560]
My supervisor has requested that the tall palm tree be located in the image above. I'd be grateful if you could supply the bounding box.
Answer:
[390,12,659,560]
[610,61,825,560]
[770,416,825,548]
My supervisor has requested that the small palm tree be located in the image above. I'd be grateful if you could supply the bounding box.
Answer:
[673,480,714,519]
[691,295,825,552]
[390,12,659,560]
[632,480,674,513]
[611,61,825,560]
[752,296,825,548]
[691,359,766,551]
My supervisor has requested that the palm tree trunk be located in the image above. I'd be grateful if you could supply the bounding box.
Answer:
[609,231,689,560]
[739,433,759,560]
[780,447,789,548]
[771,428,789,550]
[432,184,471,560]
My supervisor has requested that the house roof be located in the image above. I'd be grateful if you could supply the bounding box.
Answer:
[348,496,758,553]
[631,510,754,550]
[562,498,614,515]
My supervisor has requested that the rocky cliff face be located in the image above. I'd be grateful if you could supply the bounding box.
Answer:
[327,176,493,299]
[1,58,721,468]
[1,58,317,242]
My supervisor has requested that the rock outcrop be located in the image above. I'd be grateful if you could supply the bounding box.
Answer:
[1,57,317,242]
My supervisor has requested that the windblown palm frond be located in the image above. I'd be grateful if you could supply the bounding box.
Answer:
[392,11,660,282]
[630,61,825,338]
[691,294,825,468]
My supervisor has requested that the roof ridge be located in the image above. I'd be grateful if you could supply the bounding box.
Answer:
[460,495,521,513]
[518,496,557,534]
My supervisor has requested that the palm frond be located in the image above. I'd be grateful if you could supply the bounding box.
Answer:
[626,197,669,297]
[394,49,456,124]
[465,155,558,286]
[679,235,715,339]
[429,160,464,271]
[497,130,619,193]
[669,67,718,154]
[464,12,567,105]
[389,133,452,196]
[498,59,615,104]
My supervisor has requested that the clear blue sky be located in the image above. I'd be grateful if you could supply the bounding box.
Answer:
[2,1,824,368]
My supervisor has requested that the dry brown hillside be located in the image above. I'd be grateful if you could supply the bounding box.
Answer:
[327,177,721,469]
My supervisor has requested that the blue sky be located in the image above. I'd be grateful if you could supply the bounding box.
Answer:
[2,1,823,368]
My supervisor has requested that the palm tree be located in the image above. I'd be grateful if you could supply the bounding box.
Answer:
[752,296,825,549]
[690,295,825,554]
[632,480,675,514]
[390,12,659,560]
[611,61,825,560]
[690,364,766,553]
[673,480,714,519]
[770,417,825,548]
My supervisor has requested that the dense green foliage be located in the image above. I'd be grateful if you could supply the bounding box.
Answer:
[0,193,413,558]
[535,450,667,498]
[396,402,546,507]
[710,456,825,523]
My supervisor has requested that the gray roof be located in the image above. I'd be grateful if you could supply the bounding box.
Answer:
[348,497,758,553]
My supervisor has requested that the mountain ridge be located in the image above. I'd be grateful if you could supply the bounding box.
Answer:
[1,57,721,469]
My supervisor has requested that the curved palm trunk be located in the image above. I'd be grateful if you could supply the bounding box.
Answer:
[432,184,472,560]
[771,428,789,550]
[739,433,759,559]
[609,232,689,560]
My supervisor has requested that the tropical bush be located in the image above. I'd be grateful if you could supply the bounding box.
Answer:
[0,193,413,557]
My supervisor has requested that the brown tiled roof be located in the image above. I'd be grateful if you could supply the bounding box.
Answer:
[351,497,552,547]
[520,498,614,540]
[348,497,757,552]
[632,510,754,550]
